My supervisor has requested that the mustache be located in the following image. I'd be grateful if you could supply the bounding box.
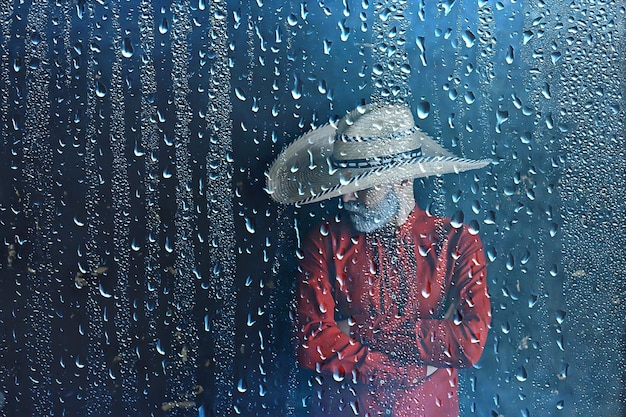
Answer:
[343,200,367,213]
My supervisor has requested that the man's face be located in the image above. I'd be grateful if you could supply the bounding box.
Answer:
[341,184,400,233]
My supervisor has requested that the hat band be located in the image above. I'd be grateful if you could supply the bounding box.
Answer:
[333,147,423,169]
[338,125,419,143]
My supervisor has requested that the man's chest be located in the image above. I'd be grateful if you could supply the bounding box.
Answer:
[330,238,454,319]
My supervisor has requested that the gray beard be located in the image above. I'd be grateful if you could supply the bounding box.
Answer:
[343,188,400,233]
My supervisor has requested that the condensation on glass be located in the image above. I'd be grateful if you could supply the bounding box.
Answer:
[0,1,623,416]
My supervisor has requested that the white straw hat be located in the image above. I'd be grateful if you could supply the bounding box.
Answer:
[266,103,491,205]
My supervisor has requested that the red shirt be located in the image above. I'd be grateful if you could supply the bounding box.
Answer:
[295,206,491,417]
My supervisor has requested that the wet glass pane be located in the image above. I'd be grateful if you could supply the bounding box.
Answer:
[0,1,624,416]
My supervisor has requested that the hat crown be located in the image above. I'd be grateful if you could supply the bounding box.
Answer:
[337,103,416,138]
[333,104,421,170]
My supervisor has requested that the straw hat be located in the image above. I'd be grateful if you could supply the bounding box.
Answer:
[266,103,491,205]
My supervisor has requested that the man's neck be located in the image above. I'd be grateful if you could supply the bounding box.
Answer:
[394,200,415,227]
[393,182,417,227]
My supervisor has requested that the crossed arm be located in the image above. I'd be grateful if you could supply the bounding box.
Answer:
[295,225,491,388]
[334,301,458,377]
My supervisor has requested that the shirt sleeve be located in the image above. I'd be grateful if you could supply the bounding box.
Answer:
[413,228,491,368]
[295,223,427,387]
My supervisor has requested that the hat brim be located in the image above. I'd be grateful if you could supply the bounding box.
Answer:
[266,123,491,205]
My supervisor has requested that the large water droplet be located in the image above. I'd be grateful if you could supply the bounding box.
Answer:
[450,210,464,228]
[237,378,248,393]
[332,367,345,382]
[234,87,246,101]
[462,30,476,47]
[159,17,169,34]
[417,101,430,119]
[441,0,456,15]
[291,74,302,100]
[245,217,256,234]
[121,37,134,58]
[95,81,107,98]
[505,45,515,64]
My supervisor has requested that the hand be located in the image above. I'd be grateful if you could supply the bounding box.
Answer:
[352,314,419,361]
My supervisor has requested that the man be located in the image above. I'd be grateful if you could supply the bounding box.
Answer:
[267,103,492,417]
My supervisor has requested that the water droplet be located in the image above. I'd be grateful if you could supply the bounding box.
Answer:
[95,81,107,98]
[417,101,430,119]
[133,142,145,157]
[323,38,332,55]
[549,264,558,277]
[291,74,302,100]
[156,339,166,355]
[30,31,42,45]
[232,9,242,28]
[338,19,350,41]
[76,2,84,19]
[549,222,559,237]
[131,239,141,251]
[99,282,112,298]
[486,246,497,262]
[28,57,40,70]
[462,30,476,47]
[450,210,464,228]
[75,355,86,369]
[164,236,174,253]
[12,56,22,72]
[471,200,481,214]
[421,279,432,298]
[237,378,248,393]
[245,217,256,234]
[234,87,246,101]
[332,367,346,382]
[121,37,134,58]
[496,110,509,133]
[506,253,514,271]
[522,30,534,44]
[515,366,528,382]
[505,45,515,64]
[441,0,456,15]
[500,321,510,334]
[159,17,169,34]
[468,220,480,235]
[541,82,551,99]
